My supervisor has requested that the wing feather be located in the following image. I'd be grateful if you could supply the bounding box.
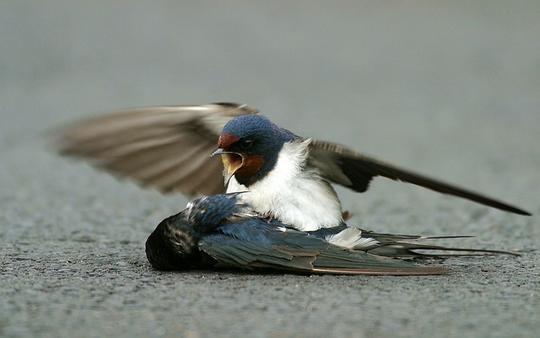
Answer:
[199,224,447,275]
[308,140,531,215]
[56,103,257,196]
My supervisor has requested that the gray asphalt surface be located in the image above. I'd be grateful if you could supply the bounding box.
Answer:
[1,1,539,337]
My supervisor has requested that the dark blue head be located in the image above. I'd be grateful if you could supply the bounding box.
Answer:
[214,115,296,186]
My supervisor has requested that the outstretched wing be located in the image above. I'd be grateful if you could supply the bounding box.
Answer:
[308,140,531,216]
[199,221,447,275]
[56,103,257,196]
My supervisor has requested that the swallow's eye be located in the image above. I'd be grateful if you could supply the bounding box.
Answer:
[237,138,255,150]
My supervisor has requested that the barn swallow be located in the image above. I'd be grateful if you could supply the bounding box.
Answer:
[58,102,531,231]
[145,193,517,275]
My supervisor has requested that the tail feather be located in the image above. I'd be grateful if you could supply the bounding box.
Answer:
[362,230,474,242]
[350,227,520,258]
[368,242,520,258]
[419,235,475,240]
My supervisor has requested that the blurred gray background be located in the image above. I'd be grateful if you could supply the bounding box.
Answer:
[1,1,539,337]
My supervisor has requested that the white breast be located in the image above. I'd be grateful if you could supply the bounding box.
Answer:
[226,139,343,231]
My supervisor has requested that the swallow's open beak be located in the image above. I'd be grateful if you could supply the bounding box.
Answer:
[211,148,245,188]
[210,148,226,157]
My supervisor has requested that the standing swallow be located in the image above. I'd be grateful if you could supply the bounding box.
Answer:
[58,102,531,232]
[145,193,516,275]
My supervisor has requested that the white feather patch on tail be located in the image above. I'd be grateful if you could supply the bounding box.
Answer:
[326,227,380,250]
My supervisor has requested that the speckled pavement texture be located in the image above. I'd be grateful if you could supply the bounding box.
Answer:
[1,1,539,337]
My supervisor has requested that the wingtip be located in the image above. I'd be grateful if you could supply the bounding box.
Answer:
[507,206,532,216]
[311,266,448,276]
[477,199,532,216]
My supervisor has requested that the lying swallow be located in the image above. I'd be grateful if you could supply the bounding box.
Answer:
[58,103,531,231]
[145,194,517,275]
